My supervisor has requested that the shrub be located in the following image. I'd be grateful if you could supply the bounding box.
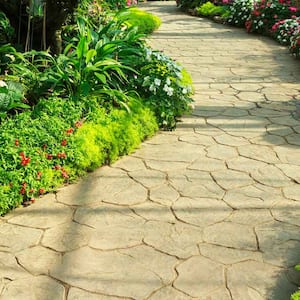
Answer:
[292,290,300,300]
[0,95,157,215]
[197,1,229,17]
[245,0,300,34]
[129,47,194,129]
[290,29,300,57]
[9,17,142,107]
[227,0,254,27]
[292,264,300,300]
[0,12,14,44]
[117,7,162,34]
[177,0,210,10]
[271,17,300,45]
[0,80,30,119]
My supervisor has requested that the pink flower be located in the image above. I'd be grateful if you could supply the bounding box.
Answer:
[126,0,131,5]
[289,6,298,12]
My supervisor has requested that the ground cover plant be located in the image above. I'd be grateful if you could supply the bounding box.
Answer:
[196,1,230,17]
[0,1,194,215]
[117,7,162,34]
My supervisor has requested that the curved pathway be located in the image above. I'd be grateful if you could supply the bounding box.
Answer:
[1,2,300,299]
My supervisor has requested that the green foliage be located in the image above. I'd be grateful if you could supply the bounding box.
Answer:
[0,44,17,74]
[0,4,194,216]
[292,290,300,300]
[0,12,14,44]
[0,95,157,215]
[9,17,138,107]
[197,1,229,16]
[177,0,209,10]
[0,80,30,119]
[129,47,194,130]
[117,7,162,34]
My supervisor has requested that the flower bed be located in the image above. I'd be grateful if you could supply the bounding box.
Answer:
[0,2,194,215]
[177,0,300,57]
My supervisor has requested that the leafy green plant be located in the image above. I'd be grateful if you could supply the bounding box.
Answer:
[117,7,161,34]
[0,80,30,119]
[177,0,210,10]
[0,94,158,215]
[129,47,194,129]
[291,264,300,300]
[0,44,17,74]
[197,1,229,17]
[0,12,14,44]
[9,16,139,107]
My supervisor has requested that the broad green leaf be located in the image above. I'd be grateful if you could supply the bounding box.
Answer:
[85,49,97,64]
[95,73,106,84]
[77,37,88,60]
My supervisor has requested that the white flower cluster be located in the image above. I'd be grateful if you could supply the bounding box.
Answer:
[273,18,300,45]
[227,0,253,26]
[142,47,193,97]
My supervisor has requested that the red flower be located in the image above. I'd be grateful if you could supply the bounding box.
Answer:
[75,120,83,128]
[66,128,74,135]
[20,182,27,195]
[15,139,19,146]
[20,152,30,166]
[57,152,67,159]
[289,6,298,12]
[253,10,260,16]
[61,139,67,146]
[37,171,42,180]
[30,198,35,203]
[61,168,69,179]
[54,165,61,170]
[245,20,252,32]
[46,154,53,160]
[39,188,45,195]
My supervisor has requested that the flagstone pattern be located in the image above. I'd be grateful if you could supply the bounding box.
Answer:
[1,2,300,299]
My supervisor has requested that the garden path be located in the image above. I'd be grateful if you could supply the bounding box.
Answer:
[1,2,300,299]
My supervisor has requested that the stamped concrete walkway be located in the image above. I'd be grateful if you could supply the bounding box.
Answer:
[1,2,300,300]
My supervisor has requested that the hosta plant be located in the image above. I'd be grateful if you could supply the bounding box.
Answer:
[0,80,30,119]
